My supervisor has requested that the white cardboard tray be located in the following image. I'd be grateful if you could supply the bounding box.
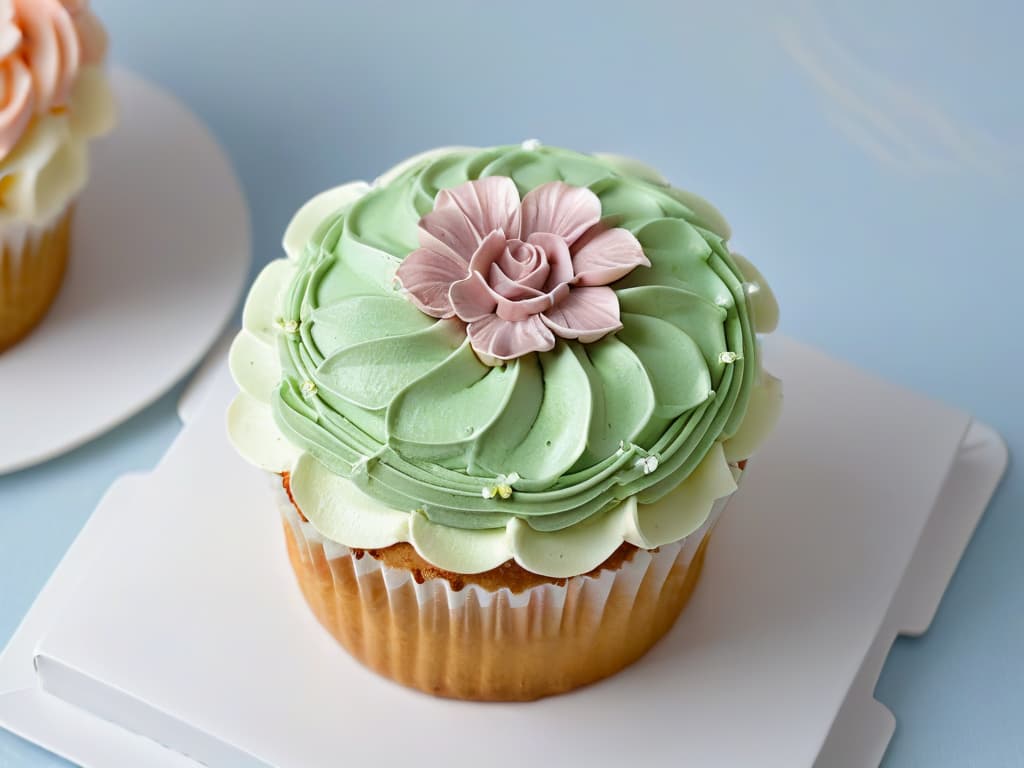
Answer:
[0,69,250,474]
[0,336,1007,767]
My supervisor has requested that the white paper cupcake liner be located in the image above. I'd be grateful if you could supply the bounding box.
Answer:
[273,477,729,700]
[0,205,73,351]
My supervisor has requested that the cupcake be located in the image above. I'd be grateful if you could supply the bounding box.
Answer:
[228,143,782,701]
[0,0,114,352]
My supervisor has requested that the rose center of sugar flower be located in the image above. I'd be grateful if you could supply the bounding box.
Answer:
[395,176,651,363]
[492,240,548,297]
[498,240,547,291]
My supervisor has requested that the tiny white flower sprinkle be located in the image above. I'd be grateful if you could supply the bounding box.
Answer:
[496,472,519,499]
[483,473,520,501]
[521,138,542,151]
[635,455,659,475]
[715,296,731,307]
[301,380,317,398]
[743,281,760,295]
[277,318,299,333]
[719,351,741,364]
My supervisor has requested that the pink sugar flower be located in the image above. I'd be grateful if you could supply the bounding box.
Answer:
[396,177,650,362]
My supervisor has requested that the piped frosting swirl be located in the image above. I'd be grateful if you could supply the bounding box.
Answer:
[228,145,782,577]
[0,0,106,158]
[0,0,112,231]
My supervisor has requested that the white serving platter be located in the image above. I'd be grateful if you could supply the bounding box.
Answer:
[0,68,250,474]
[0,336,1007,767]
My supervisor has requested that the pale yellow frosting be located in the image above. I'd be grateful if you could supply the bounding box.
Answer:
[0,63,113,236]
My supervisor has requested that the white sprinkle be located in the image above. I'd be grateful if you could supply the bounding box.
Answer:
[715,296,731,307]
[635,455,659,475]
[301,380,318,398]
[719,351,741,364]
[483,472,520,501]
[521,138,542,151]
[743,281,760,295]
[277,318,299,333]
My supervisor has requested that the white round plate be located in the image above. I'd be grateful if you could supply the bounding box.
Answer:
[0,69,250,474]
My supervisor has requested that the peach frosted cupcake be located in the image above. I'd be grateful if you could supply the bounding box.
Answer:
[0,0,114,352]
[228,144,782,700]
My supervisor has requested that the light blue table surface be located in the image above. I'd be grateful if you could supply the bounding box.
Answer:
[1,1,1020,765]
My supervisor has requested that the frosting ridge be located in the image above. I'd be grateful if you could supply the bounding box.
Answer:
[0,62,112,228]
[228,145,782,577]
[0,0,111,234]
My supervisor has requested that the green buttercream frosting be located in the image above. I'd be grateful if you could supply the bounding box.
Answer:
[268,145,759,533]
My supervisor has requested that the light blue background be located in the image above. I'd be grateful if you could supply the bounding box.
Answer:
[1,1,1020,765]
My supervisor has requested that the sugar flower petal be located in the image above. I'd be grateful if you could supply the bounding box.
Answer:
[494,283,567,323]
[449,271,498,322]
[494,240,550,293]
[417,204,482,264]
[395,247,468,318]
[520,181,601,243]
[467,314,555,361]
[466,228,509,274]
[541,286,622,343]
[489,260,547,300]
[571,227,650,286]
[527,231,574,290]
[420,176,521,259]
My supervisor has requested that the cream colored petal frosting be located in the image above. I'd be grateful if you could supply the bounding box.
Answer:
[732,251,780,333]
[283,181,371,260]
[227,148,783,578]
[0,63,114,231]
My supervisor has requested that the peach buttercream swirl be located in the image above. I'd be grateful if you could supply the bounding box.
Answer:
[0,0,104,159]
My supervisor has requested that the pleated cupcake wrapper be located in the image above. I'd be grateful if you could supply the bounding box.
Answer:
[0,206,73,351]
[0,207,71,284]
[277,486,723,610]
[274,478,731,699]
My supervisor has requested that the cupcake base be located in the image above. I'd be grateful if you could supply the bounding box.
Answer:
[279,490,714,702]
[0,208,74,353]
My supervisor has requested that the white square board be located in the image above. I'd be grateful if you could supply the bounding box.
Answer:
[0,337,1008,767]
